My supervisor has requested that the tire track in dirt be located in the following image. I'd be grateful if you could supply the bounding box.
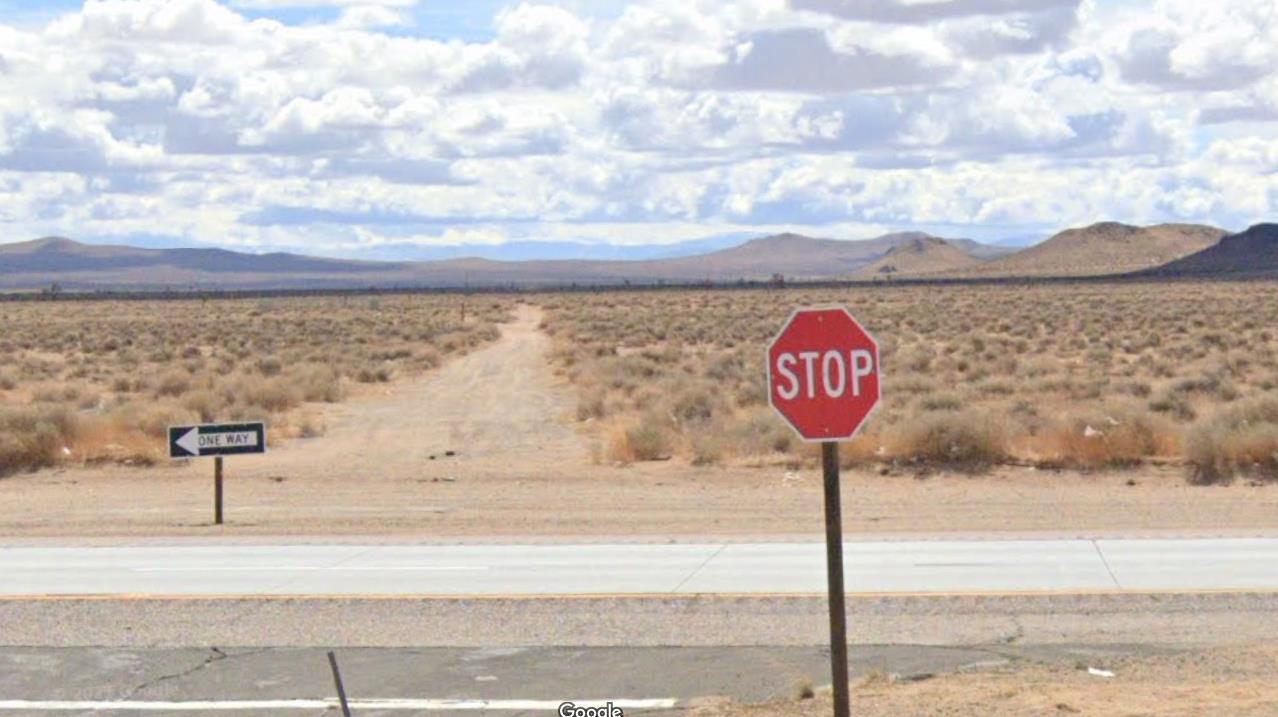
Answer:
[263,303,589,480]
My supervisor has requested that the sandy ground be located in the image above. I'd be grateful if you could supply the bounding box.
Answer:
[2,303,1278,540]
[689,642,1278,717]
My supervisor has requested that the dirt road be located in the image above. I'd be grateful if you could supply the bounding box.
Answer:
[267,303,589,479]
[3,304,1278,539]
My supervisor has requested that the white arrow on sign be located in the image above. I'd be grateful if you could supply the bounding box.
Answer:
[175,428,200,456]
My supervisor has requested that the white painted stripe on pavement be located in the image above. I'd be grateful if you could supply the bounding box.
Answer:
[132,566,490,572]
[0,698,677,711]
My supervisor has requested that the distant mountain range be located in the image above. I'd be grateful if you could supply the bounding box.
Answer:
[344,235,754,262]
[0,222,1273,291]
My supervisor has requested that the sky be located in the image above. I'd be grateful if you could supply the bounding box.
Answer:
[0,0,1276,258]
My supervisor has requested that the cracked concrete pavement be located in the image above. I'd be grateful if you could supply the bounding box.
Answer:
[115,646,232,701]
[0,645,1186,712]
[3,591,1276,713]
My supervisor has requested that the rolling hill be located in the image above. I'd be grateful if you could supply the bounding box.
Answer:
[856,236,982,278]
[946,237,1018,261]
[1152,224,1278,277]
[953,222,1227,278]
[6,222,1254,290]
[0,237,405,275]
[643,231,974,280]
[0,232,999,290]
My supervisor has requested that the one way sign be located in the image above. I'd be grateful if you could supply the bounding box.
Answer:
[169,422,267,458]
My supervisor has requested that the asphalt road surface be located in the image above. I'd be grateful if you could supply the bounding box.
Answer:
[7,539,1278,714]
[0,644,1179,715]
[5,539,1278,596]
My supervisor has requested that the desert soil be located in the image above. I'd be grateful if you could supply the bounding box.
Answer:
[688,642,1278,717]
[2,304,1277,540]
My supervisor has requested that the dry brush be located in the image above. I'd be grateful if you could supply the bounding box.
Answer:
[0,295,510,476]
[538,281,1278,481]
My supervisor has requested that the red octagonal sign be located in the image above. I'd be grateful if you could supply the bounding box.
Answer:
[767,307,882,442]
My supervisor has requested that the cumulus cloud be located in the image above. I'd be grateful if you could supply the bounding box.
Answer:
[0,0,1274,254]
[336,5,410,29]
[233,0,417,7]
[708,28,953,92]
[1114,1,1277,90]
[791,0,1081,23]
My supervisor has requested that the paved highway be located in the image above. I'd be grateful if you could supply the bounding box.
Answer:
[4,538,1278,596]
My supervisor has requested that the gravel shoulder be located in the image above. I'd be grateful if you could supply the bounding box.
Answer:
[689,642,1278,717]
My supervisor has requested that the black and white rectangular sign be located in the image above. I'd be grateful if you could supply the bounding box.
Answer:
[168,422,266,458]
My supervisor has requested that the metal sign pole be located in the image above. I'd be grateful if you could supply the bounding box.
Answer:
[214,456,224,526]
[822,441,850,717]
[327,651,353,717]
[767,307,877,717]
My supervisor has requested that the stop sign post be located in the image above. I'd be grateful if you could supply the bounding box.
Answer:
[767,307,882,717]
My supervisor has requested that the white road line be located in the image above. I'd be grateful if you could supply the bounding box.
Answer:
[0,698,677,711]
[131,566,490,572]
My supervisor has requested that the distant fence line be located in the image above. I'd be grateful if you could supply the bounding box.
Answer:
[0,271,1265,302]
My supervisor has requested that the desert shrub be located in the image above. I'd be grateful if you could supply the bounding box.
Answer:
[705,352,744,381]
[108,402,198,439]
[0,406,77,476]
[722,409,797,456]
[627,421,672,461]
[1186,398,1278,485]
[1120,381,1153,398]
[181,389,223,423]
[690,433,726,465]
[416,347,442,370]
[732,379,768,407]
[669,385,727,425]
[576,387,606,421]
[608,416,673,463]
[1149,392,1197,422]
[837,434,888,467]
[1033,406,1175,469]
[74,390,102,410]
[294,365,344,403]
[240,377,302,413]
[32,384,81,404]
[887,410,1009,470]
[356,365,393,383]
[918,392,962,411]
[154,370,192,398]
[257,355,283,376]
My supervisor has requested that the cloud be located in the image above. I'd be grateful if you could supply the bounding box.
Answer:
[790,0,1081,23]
[0,0,1275,255]
[708,28,952,92]
[1114,1,1277,90]
[944,5,1079,56]
[336,5,410,29]
[232,0,417,7]
[449,4,590,92]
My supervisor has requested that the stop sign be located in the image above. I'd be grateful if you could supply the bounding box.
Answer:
[767,307,882,442]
